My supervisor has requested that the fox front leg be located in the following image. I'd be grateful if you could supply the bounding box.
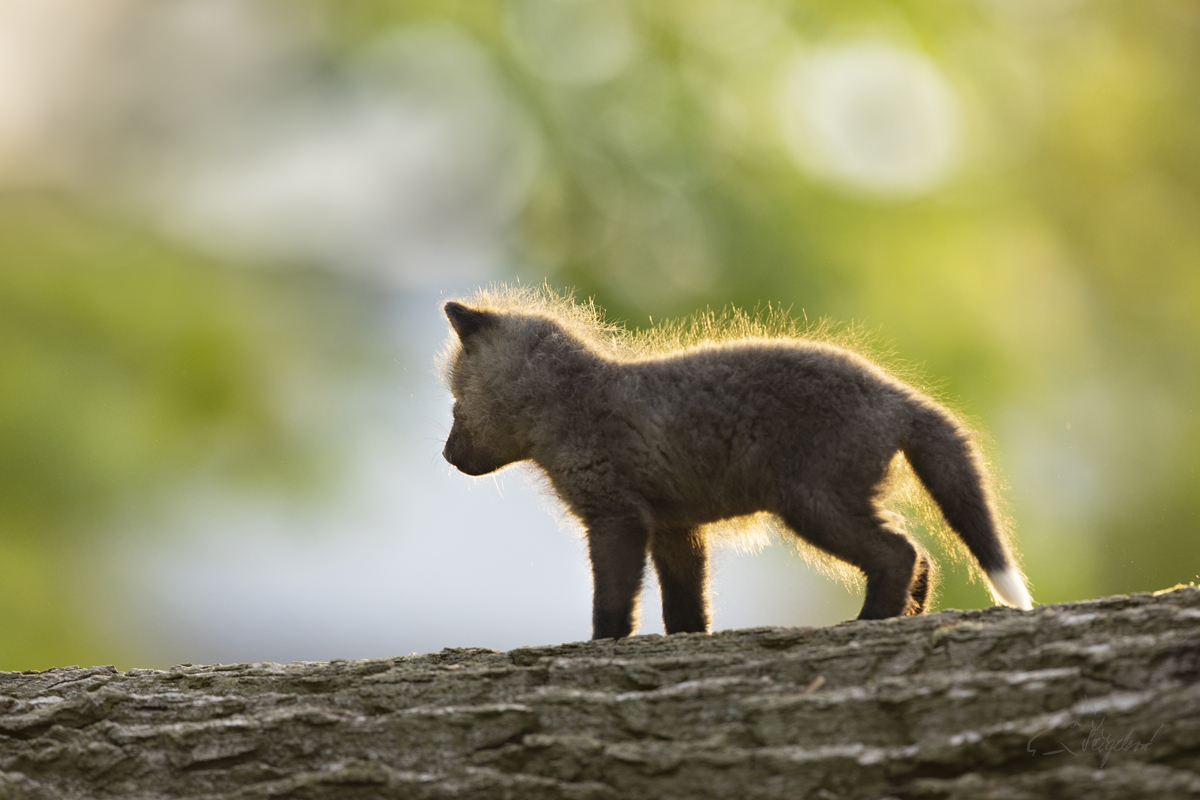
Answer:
[650,525,710,634]
[585,515,650,639]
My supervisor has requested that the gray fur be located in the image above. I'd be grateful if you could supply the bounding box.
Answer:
[442,296,1031,639]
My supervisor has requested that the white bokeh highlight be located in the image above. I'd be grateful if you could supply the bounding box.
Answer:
[780,40,962,197]
[506,0,636,86]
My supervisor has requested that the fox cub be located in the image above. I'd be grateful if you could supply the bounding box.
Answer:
[441,291,1032,639]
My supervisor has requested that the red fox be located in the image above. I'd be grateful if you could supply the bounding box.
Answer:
[441,289,1032,639]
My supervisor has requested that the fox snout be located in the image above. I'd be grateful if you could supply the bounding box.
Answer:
[443,425,496,476]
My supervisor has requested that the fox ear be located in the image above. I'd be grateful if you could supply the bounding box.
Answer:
[445,301,495,342]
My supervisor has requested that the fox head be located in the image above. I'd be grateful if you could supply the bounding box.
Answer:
[441,301,532,476]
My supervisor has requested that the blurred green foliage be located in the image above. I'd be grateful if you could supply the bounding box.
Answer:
[3,0,1199,668]
[0,196,360,669]
[2,198,281,527]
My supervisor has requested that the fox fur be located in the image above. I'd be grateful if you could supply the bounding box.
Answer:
[440,287,1032,639]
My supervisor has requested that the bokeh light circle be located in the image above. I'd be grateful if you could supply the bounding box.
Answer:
[780,40,962,197]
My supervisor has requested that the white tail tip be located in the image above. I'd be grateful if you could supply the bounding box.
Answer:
[986,567,1033,611]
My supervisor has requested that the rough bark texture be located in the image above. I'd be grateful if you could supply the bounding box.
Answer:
[2,588,1199,800]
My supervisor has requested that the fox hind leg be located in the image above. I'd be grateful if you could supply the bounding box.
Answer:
[783,493,922,620]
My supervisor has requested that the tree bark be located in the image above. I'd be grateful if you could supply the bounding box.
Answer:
[3,587,1199,799]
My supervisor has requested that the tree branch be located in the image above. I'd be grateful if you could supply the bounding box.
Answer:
[3,588,1199,799]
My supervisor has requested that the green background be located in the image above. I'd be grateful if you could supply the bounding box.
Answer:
[2,0,1197,670]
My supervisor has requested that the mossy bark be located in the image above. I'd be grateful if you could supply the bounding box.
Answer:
[3,588,1199,799]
